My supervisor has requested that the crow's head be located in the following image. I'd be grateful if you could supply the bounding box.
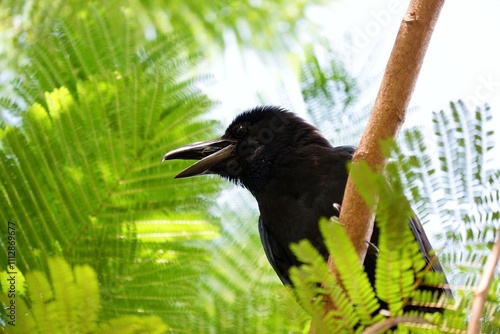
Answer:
[163,106,331,194]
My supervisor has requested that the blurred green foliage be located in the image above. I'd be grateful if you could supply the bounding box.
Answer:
[0,0,498,333]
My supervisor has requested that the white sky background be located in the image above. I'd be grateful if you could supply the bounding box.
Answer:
[208,0,500,146]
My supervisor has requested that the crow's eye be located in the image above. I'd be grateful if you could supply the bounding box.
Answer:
[233,124,248,138]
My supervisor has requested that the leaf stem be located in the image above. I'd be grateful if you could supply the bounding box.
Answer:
[467,227,500,333]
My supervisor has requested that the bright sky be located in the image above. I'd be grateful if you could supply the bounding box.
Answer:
[210,0,500,147]
[336,0,500,136]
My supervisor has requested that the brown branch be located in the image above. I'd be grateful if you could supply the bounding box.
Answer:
[362,316,432,334]
[313,0,445,331]
[467,227,500,334]
[338,0,445,263]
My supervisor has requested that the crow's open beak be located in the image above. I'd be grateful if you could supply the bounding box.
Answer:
[162,139,235,178]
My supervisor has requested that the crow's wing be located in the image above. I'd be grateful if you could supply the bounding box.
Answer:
[408,215,444,273]
[258,216,295,285]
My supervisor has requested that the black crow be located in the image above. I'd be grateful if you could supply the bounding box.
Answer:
[163,106,447,311]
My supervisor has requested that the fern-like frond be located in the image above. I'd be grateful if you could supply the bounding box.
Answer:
[395,102,500,332]
[320,218,381,325]
[290,239,359,332]
[350,158,431,315]
[1,257,169,334]
[298,41,363,146]
[0,8,221,330]
[399,102,499,276]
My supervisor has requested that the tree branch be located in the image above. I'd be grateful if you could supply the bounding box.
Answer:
[336,0,445,268]
[362,316,432,334]
[315,1,445,330]
[467,227,500,334]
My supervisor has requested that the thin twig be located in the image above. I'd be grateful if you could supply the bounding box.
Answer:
[362,316,432,334]
[467,227,500,334]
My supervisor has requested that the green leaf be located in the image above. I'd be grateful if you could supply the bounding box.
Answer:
[319,218,380,325]
[0,8,220,330]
